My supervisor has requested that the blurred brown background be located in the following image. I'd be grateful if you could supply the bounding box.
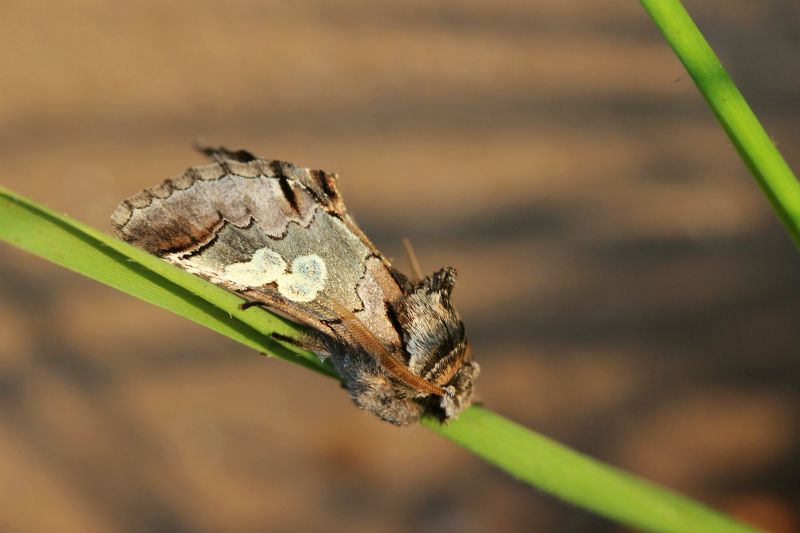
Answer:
[1,1,799,532]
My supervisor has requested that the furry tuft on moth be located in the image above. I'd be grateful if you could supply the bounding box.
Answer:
[111,146,479,426]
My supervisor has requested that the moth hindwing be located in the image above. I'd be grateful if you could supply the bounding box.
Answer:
[111,146,480,426]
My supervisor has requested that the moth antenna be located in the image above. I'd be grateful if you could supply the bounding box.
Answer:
[402,238,424,282]
[329,300,445,397]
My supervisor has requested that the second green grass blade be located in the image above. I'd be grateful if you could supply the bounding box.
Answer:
[641,0,800,245]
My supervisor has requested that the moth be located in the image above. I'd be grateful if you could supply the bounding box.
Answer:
[111,146,479,426]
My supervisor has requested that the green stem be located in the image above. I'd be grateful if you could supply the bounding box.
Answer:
[0,188,758,532]
[641,0,800,245]
[426,408,758,533]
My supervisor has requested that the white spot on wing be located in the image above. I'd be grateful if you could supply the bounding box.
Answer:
[279,254,328,302]
[222,248,286,286]
[221,248,327,303]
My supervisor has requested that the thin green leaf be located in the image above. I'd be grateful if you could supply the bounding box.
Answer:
[424,408,758,533]
[0,187,333,377]
[0,187,757,532]
[641,0,800,245]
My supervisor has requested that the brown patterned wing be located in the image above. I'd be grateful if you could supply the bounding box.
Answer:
[111,154,405,350]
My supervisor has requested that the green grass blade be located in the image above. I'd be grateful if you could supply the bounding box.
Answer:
[0,187,758,532]
[0,187,334,377]
[424,408,759,533]
[641,0,800,245]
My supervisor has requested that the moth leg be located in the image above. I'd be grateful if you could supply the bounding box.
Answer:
[239,300,267,311]
[271,332,331,359]
[402,238,424,282]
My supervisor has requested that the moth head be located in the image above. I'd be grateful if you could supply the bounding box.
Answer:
[438,347,480,420]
